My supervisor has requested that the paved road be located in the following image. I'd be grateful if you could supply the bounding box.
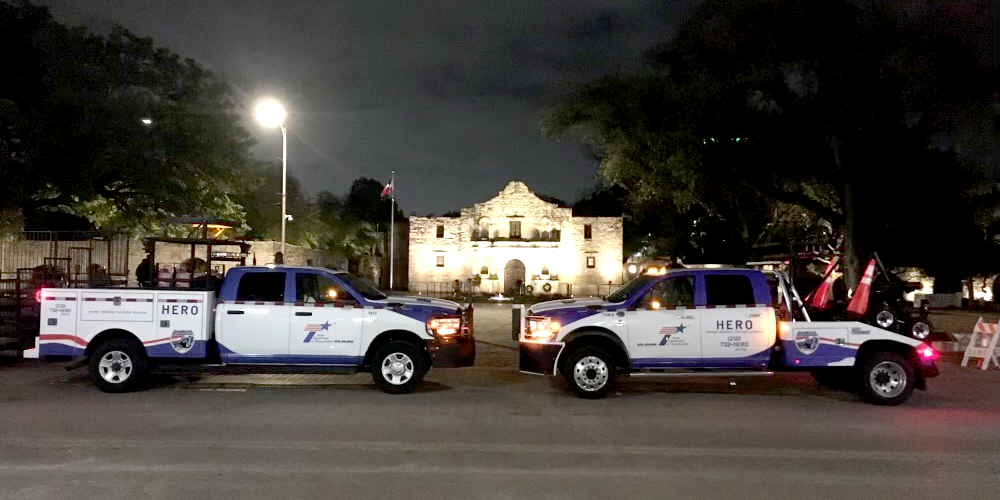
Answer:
[1,304,997,500]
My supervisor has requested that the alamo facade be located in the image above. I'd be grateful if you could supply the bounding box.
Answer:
[408,181,623,296]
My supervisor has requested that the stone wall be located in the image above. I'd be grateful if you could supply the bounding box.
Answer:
[408,217,465,284]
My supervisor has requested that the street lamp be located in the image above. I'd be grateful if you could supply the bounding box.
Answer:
[255,100,288,260]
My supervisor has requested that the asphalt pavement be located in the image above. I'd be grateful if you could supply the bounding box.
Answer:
[0,303,998,500]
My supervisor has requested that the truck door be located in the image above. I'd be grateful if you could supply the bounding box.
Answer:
[287,271,364,365]
[217,271,290,361]
[700,274,771,368]
[626,275,702,368]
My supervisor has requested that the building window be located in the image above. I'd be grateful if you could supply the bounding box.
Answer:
[480,266,489,275]
[510,221,521,238]
[584,224,592,239]
[436,225,444,238]
[436,256,445,267]
[541,265,549,276]
[586,257,595,268]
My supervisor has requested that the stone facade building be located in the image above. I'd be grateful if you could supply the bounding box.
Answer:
[408,181,623,296]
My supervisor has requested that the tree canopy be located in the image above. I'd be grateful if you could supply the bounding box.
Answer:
[0,1,402,267]
[544,0,997,285]
[1,0,254,234]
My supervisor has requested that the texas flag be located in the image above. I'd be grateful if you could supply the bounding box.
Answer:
[380,180,393,197]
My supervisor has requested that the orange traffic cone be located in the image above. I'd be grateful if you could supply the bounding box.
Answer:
[847,259,876,316]
[807,256,840,309]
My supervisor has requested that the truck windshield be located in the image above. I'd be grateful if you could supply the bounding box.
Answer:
[337,273,388,300]
[605,274,656,303]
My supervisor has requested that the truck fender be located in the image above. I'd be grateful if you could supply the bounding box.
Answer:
[362,330,431,370]
[85,329,146,359]
[560,328,630,372]
[855,340,927,390]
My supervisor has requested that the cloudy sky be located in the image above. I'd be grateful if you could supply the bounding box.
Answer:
[42,0,696,215]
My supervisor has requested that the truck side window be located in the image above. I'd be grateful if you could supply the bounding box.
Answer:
[637,276,694,310]
[296,274,346,303]
[666,276,695,307]
[236,272,285,302]
[705,275,755,306]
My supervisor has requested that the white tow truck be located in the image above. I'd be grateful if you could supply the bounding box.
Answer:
[516,266,938,405]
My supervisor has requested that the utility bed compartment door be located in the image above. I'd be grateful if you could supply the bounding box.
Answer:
[38,289,82,356]
[150,292,212,359]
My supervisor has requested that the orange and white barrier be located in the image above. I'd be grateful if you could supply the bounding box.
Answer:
[961,317,1000,370]
[846,259,876,316]
[806,256,840,309]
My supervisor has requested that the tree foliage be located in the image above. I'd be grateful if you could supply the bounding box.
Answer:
[345,177,403,227]
[1,0,254,234]
[544,0,996,282]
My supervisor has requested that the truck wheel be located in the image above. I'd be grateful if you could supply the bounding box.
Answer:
[89,339,147,393]
[371,340,426,394]
[809,368,855,391]
[563,346,616,399]
[858,352,915,406]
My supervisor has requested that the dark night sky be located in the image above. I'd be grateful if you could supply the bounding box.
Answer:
[41,1,696,215]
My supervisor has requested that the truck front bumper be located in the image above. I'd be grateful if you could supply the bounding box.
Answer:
[427,334,475,368]
[519,341,564,376]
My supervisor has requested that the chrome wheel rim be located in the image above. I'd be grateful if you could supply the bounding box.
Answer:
[98,350,133,384]
[573,355,609,392]
[380,352,414,385]
[869,361,906,398]
[911,321,931,339]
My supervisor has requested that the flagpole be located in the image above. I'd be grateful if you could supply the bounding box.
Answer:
[389,171,395,291]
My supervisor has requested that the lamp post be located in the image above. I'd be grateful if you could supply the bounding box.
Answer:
[255,100,288,259]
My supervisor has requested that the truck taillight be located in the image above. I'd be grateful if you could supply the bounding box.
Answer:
[918,346,936,359]
[35,290,44,303]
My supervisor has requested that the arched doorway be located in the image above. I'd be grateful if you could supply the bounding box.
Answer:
[504,259,526,295]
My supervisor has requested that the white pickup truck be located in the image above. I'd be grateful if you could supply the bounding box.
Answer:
[26,265,475,393]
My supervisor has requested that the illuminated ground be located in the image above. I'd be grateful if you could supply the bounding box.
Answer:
[0,303,997,500]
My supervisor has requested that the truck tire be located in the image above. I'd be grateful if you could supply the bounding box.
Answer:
[89,339,147,393]
[371,340,426,394]
[562,346,616,399]
[809,368,855,391]
[857,352,915,406]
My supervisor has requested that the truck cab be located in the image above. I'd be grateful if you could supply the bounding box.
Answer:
[215,266,475,374]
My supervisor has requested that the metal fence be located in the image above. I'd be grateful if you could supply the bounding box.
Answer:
[0,232,131,346]
[0,231,130,281]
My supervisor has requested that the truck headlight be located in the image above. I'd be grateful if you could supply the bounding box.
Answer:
[525,316,560,341]
[427,315,462,337]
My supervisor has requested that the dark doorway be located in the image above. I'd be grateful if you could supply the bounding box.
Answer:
[504,259,526,295]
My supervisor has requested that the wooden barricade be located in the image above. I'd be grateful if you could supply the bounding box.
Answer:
[961,317,1000,370]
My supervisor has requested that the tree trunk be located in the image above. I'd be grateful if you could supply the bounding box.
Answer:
[832,137,862,291]
[842,180,861,292]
